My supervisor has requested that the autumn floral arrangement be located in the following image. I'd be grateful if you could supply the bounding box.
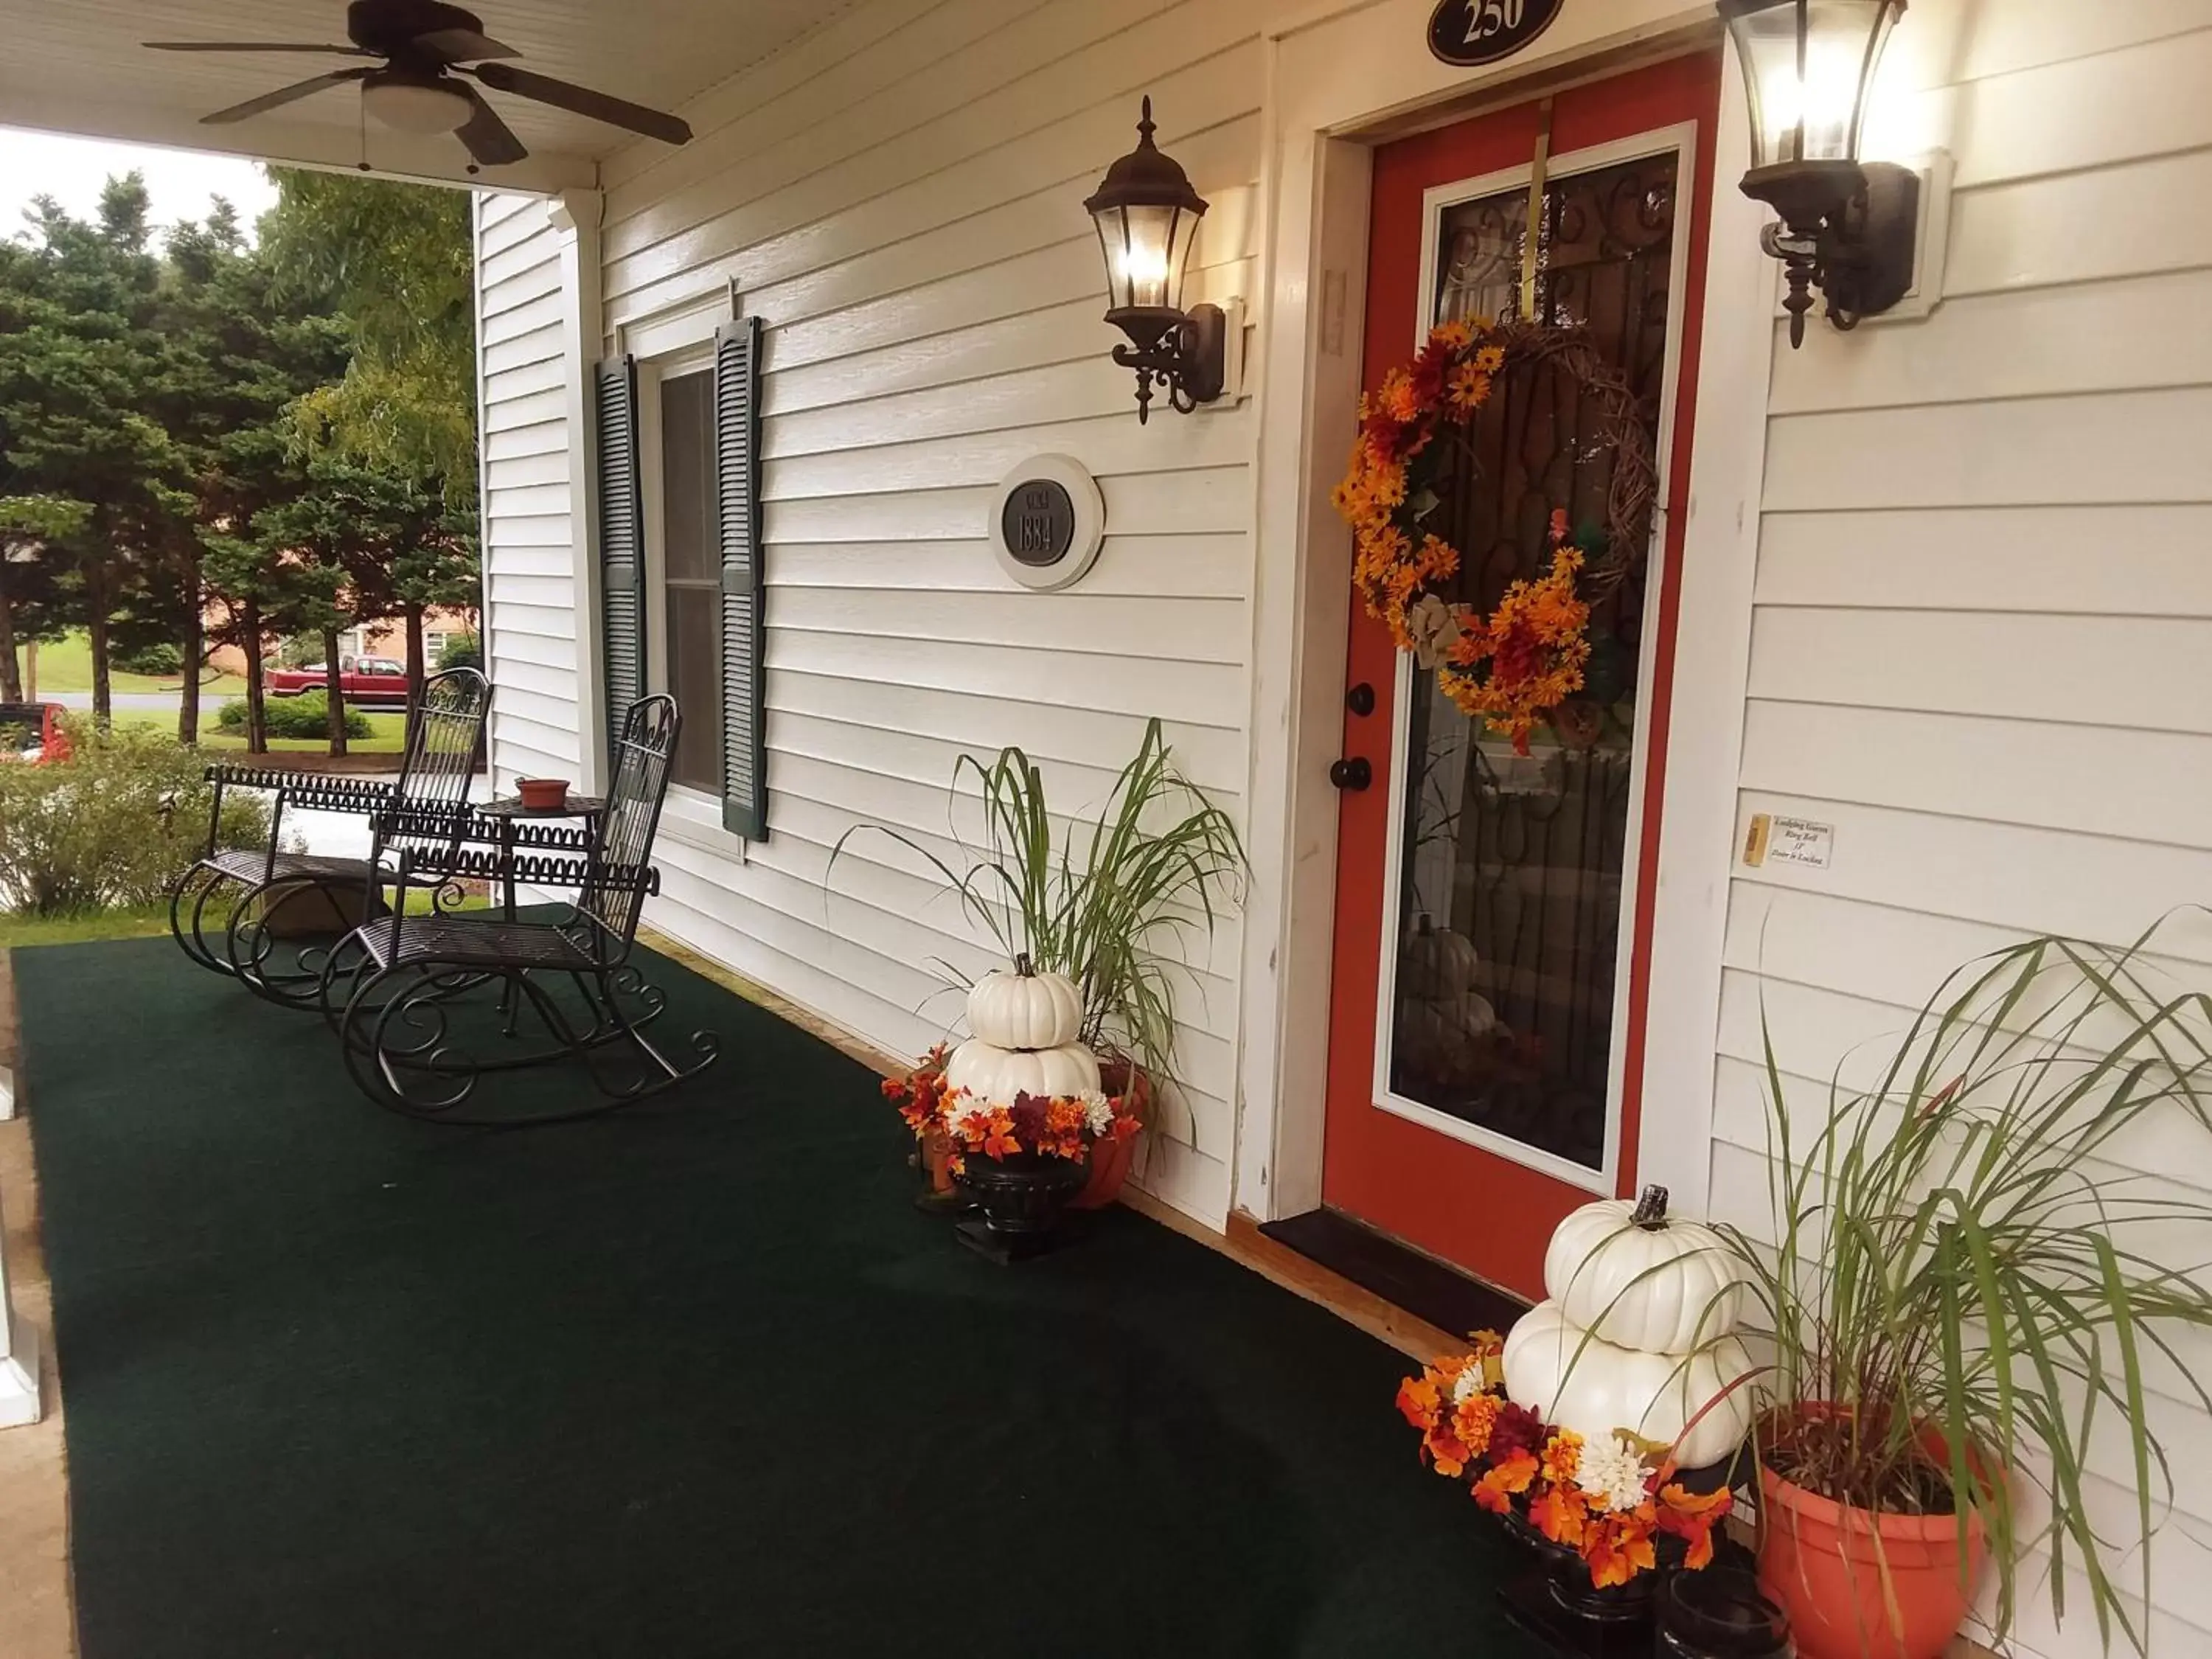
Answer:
[1395,1331,1732,1590]
[1332,315,1658,754]
[883,1045,1141,1174]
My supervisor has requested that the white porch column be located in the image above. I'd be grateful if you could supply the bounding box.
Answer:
[0,1066,43,1427]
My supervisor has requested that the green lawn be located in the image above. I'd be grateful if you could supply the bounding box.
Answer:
[110,708,408,755]
[1,888,488,950]
[0,903,171,950]
[16,630,248,699]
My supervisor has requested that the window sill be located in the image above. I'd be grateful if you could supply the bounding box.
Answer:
[655,786,750,865]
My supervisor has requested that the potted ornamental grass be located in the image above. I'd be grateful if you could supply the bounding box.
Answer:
[839,717,1243,1226]
[1714,921,2212,1659]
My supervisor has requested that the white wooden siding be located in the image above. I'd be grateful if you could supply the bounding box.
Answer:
[500,0,1276,1226]
[476,192,582,787]
[1721,7,2212,1655]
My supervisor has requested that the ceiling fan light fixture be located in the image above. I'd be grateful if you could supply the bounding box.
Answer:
[362,71,474,133]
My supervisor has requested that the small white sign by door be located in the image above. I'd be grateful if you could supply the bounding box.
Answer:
[1743,813,1834,871]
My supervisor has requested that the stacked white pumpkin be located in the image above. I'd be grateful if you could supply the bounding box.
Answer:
[1501,1185,1757,1470]
[943,955,1099,1110]
[1397,914,1500,1068]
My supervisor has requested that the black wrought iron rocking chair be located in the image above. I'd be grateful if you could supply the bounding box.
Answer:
[167,667,491,1011]
[318,695,718,1126]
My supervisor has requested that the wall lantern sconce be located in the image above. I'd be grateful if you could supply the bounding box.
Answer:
[1720,0,1918,347]
[1086,98,1228,422]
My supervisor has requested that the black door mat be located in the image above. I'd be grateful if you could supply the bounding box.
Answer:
[1261,1206,1528,1341]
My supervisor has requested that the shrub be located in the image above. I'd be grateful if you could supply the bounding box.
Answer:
[437,632,481,672]
[217,692,372,740]
[115,641,184,676]
[0,718,272,916]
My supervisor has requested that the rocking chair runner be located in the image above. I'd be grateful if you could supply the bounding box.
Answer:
[320,695,718,1125]
[167,667,491,1010]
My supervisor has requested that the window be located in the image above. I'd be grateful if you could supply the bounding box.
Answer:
[594,318,764,841]
[656,368,723,795]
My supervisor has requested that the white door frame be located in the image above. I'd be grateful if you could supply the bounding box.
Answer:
[1231,0,1778,1228]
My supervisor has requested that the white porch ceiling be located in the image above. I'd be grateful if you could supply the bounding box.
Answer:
[0,0,849,194]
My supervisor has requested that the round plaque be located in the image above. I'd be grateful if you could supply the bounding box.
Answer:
[989,455,1106,591]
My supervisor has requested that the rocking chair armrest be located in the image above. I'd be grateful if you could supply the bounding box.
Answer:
[429,845,661,897]
[370,803,504,847]
[495,816,600,853]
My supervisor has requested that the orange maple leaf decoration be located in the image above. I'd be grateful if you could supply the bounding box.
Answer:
[1395,1375,1441,1437]
[1472,1448,1538,1514]
[1585,1509,1659,1589]
[1529,1484,1588,1548]
[1655,1481,1733,1571]
[1426,1424,1475,1480]
[981,1110,1023,1161]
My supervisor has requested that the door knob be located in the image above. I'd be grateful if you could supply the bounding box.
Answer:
[1346,682,1376,717]
[1329,757,1372,791]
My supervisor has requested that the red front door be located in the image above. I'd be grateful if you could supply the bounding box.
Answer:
[1320,53,1722,1299]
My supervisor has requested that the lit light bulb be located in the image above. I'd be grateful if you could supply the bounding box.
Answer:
[1757,40,1868,163]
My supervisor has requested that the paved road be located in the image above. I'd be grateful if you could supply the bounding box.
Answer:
[41,690,227,714]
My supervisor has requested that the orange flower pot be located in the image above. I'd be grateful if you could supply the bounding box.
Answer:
[1070,1060,1150,1210]
[1757,1413,1988,1659]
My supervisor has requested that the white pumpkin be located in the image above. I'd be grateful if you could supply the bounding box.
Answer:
[966,954,1084,1051]
[1502,1299,1756,1470]
[1395,994,1503,1074]
[1399,914,1481,998]
[944,1037,1100,1107]
[1543,1184,1750,1352]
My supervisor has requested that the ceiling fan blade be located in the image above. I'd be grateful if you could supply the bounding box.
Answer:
[201,69,372,125]
[467,62,691,145]
[456,86,530,167]
[414,27,519,62]
[147,41,373,55]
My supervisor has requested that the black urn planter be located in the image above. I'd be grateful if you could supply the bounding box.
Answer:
[1655,1564,1792,1659]
[952,1152,1088,1263]
[1497,1509,1658,1658]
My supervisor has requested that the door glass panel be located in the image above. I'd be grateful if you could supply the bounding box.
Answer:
[1387,150,1678,1172]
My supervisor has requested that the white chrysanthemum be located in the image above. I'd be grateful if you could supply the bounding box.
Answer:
[1450,1365,1486,1405]
[1079,1089,1116,1137]
[1577,1434,1652,1513]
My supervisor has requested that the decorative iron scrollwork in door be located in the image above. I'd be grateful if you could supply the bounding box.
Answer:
[1389,150,1677,1172]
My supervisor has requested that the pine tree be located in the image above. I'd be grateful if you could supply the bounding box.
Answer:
[0,178,185,723]
[153,201,348,741]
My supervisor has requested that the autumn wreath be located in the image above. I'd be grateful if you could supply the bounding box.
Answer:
[1332,316,1658,753]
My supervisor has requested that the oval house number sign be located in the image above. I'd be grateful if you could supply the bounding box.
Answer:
[1426,0,1565,67]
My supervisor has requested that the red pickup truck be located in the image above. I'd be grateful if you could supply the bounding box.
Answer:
[265,657,411,706]
[0,701,69,763]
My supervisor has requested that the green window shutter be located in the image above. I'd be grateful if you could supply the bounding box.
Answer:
[714,316,767,840]
[593,355,644,770]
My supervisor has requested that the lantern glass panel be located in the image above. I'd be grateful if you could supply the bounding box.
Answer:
[1093,202,1199,316]
[1725,0,1897,168]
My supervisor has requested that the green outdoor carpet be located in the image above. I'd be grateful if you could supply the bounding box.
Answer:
[18,938,1539,1658]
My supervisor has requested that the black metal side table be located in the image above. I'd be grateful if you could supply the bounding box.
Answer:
[477,794,607,918]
